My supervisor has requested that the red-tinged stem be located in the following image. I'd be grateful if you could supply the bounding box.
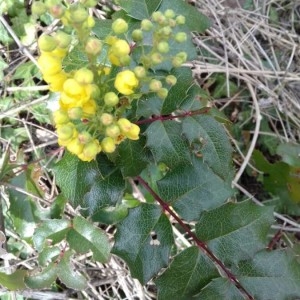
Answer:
[135,107,211,125]
[135,176,254,300]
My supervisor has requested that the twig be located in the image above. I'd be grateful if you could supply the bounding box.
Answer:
[136,176,254,300]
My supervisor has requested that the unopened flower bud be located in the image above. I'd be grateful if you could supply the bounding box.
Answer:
[49,4,65,19]
[57,123,75,141]
[53,31,71,48]
[32,1,47,15]
[100,113,114,125]
[151,52,163,65]
[141,19,153,31]
[166,75,177,86]
[71,6,89,23]
[68,107,83,120]
[104,92,119,106]
[74,68,94,84]
[149,79,162,92]
[164,9,175,19]
[112,18,128,34]
[175,32,187,43]
[157,41,169,53]
[38,34,58,52]
[134,66,146,78]
[157,88,168,99]
[85,38,102,55]
[106,124,121,138]
[132,29,143,42]
[176,15,186,25]
[101,137,116,153]
[78,131,92,144]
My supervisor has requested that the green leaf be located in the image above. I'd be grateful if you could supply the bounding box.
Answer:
[195,278,243,300]
[0,22,12,44]
[25,264,57,289]
[116,137,151,177]
[182,115,233,181]
[157,156,233,221]
[12,61,38,80]
[161,67,198,115]
[8,171,42,238]
[234,250,300,300]
[38,246,61,266]
[53,152,100,207]
[0,270,27,290]
[33,219,71,251]
[118,0,162,20]
[82,155,126,216]
[63,46,89,72]
[92,204,129,224]
[276,143,300,167]
[159,0,211,33]
[156,246,219,300]
[93,19,113,39]
[195,201,274,264]
[57,250,87,290]
[66,216,111,263]
[112,203,174,284]
[145,120,191,168]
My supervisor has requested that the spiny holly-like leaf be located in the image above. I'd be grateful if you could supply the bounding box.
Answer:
[159,0,211,33]
[182,115,233,181]
[25,264,58,289]
[66,216,111,263]
[53,152,99,207]
[195,278,243,300]
[33,219,71,251]
[118,0,162,20]
[195,201,274,265]
[57,250,87,290]
[233,250,300,300]
[116,138,151,177]
[93,19,113,39]
[161,67,200,115]
[82,155,126,216]
[38,246,61,266]
[155,246,219,300]
[0,270,27,291]
[112,203,174,284]
[276,142,300,167]
[157,156,233,221]
[145,120,191,168]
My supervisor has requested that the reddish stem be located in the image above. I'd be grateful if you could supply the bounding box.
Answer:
[136,176,254,300]
[135,107,211,125]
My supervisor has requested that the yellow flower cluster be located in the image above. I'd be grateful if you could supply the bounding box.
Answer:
[37,1,187,162]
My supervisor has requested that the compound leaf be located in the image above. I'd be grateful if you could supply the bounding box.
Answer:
[33,219,71,252]
[156,246,219,300]
[25,264,57,289]
[182,115,233,181]
[118,0,162,20]
[157,156,233,221]
[112,203,174,284]
[195,201,274,265]
[67,216,111,263]
[145,120,191,168]
[57,250,87,290]
[54,152,99,207]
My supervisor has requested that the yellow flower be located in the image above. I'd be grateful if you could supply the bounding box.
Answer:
[43,71,68,92]
[78,139,101,161]
[114,70,138,95]
[125,124,140,140]
[67,138,84,155]
[38,53,62,76]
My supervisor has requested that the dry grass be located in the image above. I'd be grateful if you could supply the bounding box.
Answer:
[1,0,300,299]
